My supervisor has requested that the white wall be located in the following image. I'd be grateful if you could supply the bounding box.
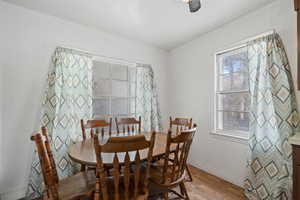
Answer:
[0,69,2,198]
[1,0,298,198]
[0,13,4,196]
[0,1,168,199]
[168,0,297,187]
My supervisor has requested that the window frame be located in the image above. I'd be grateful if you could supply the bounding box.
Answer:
[212,44,250,140]
[92,56,137,121]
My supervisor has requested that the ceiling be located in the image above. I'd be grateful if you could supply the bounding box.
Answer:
[4,0,275,50]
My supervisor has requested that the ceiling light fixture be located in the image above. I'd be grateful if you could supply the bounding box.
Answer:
[183,0,201,13]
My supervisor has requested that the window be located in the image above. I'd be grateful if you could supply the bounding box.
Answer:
[214,46,250,139]
[92,59,137,130]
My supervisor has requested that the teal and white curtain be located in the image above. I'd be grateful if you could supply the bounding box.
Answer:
[26,47,93,199]
[244,33,300,199]
[26,49,162,199]
[136,64,162,132]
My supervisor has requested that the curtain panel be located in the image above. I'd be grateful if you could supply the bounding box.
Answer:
[136,64,162,132]
[26,47,93,199]
[245,34,300,199]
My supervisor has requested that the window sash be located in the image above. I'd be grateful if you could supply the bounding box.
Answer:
[216,110,249,113]
[216,90,249,94]
[215,46,249,133]
[92,61,137,118]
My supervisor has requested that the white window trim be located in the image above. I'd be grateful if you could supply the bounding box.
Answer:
[211,44,249,141]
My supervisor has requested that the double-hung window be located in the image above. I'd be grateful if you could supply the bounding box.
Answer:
[92,59,137,130]
[214,46,250,139]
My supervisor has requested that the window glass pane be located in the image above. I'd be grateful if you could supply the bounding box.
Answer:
[93,61,110,79]
[112,80,128,97]
[111,64,127,80]
[218,74,231,91]
[129,83,136,97]
[92,60,136,119]
[233,73,248,90]
[129,67,136,82]
[93,79,111,97]
[217,111,249,131]
[93,98,109,117]
[130,98,136,114]
[232,58,247,73]
[111,98,128,115]
[218,47,248,75]
[217,93,249,112]
[219,73,248,91]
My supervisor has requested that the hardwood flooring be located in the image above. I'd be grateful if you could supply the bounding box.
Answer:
[185,165,246,200]
[27,165,246,200]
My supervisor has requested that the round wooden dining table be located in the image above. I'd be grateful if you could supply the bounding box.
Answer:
[68,131,171,166]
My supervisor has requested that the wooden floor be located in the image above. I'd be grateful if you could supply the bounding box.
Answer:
[185,165,246,200]
[28,165,246,200]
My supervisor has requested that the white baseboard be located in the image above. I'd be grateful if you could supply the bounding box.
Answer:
[0,186,26,200]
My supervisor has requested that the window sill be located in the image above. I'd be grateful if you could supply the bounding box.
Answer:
[210,130,249,144]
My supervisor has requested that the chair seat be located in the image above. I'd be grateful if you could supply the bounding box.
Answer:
[150,162,181,185]
[148,164,188,199]
[152,159,192,182]
[57,170,96,200]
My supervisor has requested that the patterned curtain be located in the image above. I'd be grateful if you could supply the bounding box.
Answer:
[26,47,93,199]
[244,34,300,199]
[136,64,162,132]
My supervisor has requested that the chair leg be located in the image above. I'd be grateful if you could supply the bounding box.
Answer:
[163,192,168,200]
[179,184,184,196]
[186,165,193,182]
[94,177,101,200]
[179,183,189,200]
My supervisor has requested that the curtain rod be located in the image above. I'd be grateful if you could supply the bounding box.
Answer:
[57,45,149,66]
[216,29,276,55]
[236,29,276,45]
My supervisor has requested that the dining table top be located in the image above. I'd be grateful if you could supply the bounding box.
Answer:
[68,131,172,166]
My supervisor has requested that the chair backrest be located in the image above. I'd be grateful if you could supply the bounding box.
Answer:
[81,119,112,140]
[169,117,192,134]
[93,132,156,200]
[115,116,141,135]
[161,124,197,185]
[31,127,59,200]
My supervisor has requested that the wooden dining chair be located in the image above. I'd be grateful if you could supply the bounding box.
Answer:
[169,117,193,182]
[81,119,113,140]
[93,132,156,200]
[80,119,112,171]
[31,127,95,200]
[115,116,142,135]
[169,117,192,134]
[149,125,197,200]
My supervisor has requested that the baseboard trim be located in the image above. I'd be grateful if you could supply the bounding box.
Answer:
[1,186,26,200]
